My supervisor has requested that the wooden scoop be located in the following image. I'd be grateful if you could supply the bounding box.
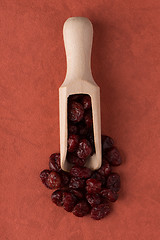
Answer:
[59,17,102,171]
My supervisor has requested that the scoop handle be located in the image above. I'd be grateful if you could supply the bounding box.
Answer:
[63,17,94,82]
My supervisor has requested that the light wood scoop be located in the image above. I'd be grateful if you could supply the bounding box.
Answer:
[59,17,102,171]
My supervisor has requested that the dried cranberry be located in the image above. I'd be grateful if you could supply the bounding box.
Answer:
[73,200,90,217]
[69,189,84,199]
[98,160,111,176]
[69,177,85,189]
[101,198,109,204]
[68,101,84,123]
[78,123,88,136]
[91,203,110,220]
[63,192,77,212]
[67,154,87,167]
[106,173,121,192]
[86,178,101,194]
[49,153,61,172]
[86,193,101,207]
[68,124,78,134]
[51,190,64,206]
[40,94,123,220]
[101,189,118,202]
[59,171,70,187]
[87,130,95,155]
[45,171,61,189]
[40,169,51,186]
[82,95,91,110]
[67,134,79,152]
[77,139,92,159]
[102,135,114,154]
[91,172,106,186]
[84,111,93,128]
[104,147,122,166]
[70,166,92,179]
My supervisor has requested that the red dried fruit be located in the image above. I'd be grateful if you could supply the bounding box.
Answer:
[91,172,106,186]
[102,135,114,154]
[78,123,88,136]
[49,153,61,172]
[77,139,92,159]
[70,166,92,179]
[40,169,51,186]
[68,101,84,123]
[51,190,64,206]
[98,160,111,176]
[87,130,95,155]
[68,124,78,134]
[73,200,90,217]
[67,134,79,152]
[106,173,121,192]
[86,178,102,194]
[63,192,77,212]
[40,94,122,220]
[84,111,93,128]
[67,154,87,167]
[69,189,84,199]
[69,177,85,189]
[82,95,91,110]
[101,198,109,205]
[59,171,70,187]
[101,189,118,202]
[91,203,110,220]
[104,147,122,166]
[45,171,61,189]
[86,193,101,207]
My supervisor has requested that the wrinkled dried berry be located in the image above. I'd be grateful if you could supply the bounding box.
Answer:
[78,123,88,136]
[67,154,87,167]
[59,171,70,187]
[98,160,111,176]
[91,204,110,220]
[84,111,93,129]
[106,173,121,192]
[87,130,95,155]
[91,172,106,186]
[102,135,114,154]
[40,169,51,186]
[45,171,61,189]
[77,139,92,159]
[49,153,61,172]
[73,200,90,217]
[101,189,118,202]
[51,190,64,206]
[40,94,123,220]
[69,189,84,199]
[67,134,79,152]
[104,147,122,166]
[68,101,84,123]
[86,178,101,194]
[82,95,91,110]
[63,192,77,212]
[86,193,101,207]
[68,124,78,134]
[70,166,92,179]
[69,177,85,189]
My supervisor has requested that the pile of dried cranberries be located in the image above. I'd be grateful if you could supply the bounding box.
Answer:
[40,94,122,220]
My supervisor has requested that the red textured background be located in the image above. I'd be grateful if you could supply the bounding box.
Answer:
[0,0,160,239]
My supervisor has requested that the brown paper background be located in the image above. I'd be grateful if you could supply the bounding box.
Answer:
[0,0,160,239]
